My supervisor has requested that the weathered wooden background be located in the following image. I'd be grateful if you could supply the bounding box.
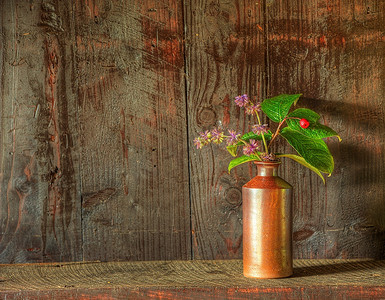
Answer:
[0,0,384,263]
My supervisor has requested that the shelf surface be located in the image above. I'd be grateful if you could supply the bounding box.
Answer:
[0,259,384,299]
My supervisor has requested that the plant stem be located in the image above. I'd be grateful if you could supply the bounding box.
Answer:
[267,117,286,150]
[238,139,248,145]
[266,117,299,149]
[254,152,262,161]
[256,112,269,153]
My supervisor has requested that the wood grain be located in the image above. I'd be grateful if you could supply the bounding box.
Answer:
[0,0,82,263]
[74,0,191,261]
[266,0,385,258]
[0,259,384,299]
[0,0,385,264]
[185,0,267,259]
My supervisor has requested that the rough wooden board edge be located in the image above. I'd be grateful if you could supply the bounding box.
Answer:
[1,286,385,300]
[0,259,384,293]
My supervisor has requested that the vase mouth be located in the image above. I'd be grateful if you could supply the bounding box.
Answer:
[253,160,281,166]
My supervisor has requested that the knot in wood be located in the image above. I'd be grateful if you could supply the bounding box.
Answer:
[197,107,217,127]
[225,187,242,206]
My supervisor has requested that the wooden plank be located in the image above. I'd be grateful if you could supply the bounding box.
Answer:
[0,259,384,299]
[185,1,267,259]
[75,0,191,261]
[0,1,82,262]
[2,287,385,300]
[1,0,384,264]
[266,0,385,258]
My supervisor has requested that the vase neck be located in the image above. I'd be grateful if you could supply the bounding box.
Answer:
[255,162,280,177]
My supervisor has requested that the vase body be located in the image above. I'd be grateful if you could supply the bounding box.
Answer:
[242,161,293,278]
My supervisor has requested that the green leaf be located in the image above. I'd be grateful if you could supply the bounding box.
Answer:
[288,108,320,123]
[261,94,302,123]
[238,131,272,144]
[276,153,325,184]
[226,145,238,157]
[228,155,261,173]
[287,108,341,141]
[280,127,334,174]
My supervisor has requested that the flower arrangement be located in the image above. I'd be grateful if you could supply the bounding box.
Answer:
[194,94,341,183]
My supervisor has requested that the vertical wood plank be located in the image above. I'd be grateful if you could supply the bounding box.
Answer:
[76,0,191,261]
[0,0,384,264]
[267,0,385,258]
[185,0,267,259]
[0,0,82,262]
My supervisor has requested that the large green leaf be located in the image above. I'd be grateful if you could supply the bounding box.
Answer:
[288,108,320,122]
[228,154,261,173]
[286,108,341,140]
[261,94,302,123]
[239,131,272,144]
[280,127,334,174]
[276,153,325,184]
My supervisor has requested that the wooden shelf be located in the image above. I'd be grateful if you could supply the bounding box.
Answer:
[0,259,384,299]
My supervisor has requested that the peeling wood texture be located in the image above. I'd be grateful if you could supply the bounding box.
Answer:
[0,0,385,263]
[0,259,385,299]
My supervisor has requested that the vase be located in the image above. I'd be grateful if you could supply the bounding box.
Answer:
[242,161,293,278]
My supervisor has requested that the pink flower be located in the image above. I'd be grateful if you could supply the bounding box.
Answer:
[227,129,241,145]
[252,124,269,135]
[199,130,211,144]
[235,94,249,107]
[245,103,261,115]
[193,137,203,149]
[210,128,224,144]
[243,139,259,156]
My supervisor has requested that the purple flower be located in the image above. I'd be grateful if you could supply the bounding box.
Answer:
[235,94,249,107]
[245,103,261,115]
[227,129,241,145]
[210,128,224,144]
[199,130,211,144]
[252,124,269,135]
[194,137,203,149]
[243,139,259,156]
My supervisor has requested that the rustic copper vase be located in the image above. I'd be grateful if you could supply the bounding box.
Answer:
[242,161,293,278]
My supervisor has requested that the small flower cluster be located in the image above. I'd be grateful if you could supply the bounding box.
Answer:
[194,130,261,157]
[227,130,240,145]
[252,124,268,135]
[243,139,259,156]
[235,94,262,116]
[234,94,249,107]
[193,129,242,149]
[194,94,274,158]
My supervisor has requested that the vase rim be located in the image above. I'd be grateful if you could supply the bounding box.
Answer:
[253,161,281,166]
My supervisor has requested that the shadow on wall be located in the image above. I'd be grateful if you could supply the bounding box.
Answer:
[302,97,385,258]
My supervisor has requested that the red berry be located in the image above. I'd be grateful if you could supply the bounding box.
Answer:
[299,118,310,129]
